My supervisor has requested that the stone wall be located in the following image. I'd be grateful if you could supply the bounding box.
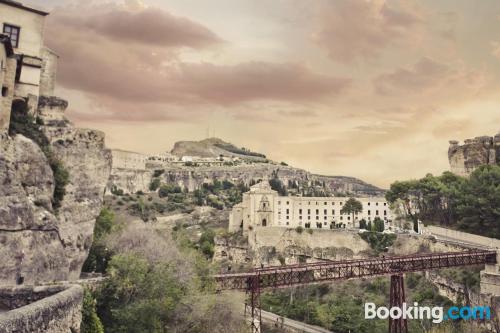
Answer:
[0,56,16,132]
[0,97,112,285]
[422,225,500,249]
[248,227,371,266]
[39,48,58,97]
[448,134,500,177]
[0,284,83,333]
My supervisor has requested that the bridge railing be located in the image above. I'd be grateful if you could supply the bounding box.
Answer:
[214,250,497,291]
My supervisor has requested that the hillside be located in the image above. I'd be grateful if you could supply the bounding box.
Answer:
[171,137,267,160]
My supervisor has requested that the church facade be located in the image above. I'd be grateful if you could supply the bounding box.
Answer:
[229,180,393,233]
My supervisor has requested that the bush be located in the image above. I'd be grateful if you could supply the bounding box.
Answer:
[295,226,304,234]
[149,178,161,191]
[81,288,104,333]
[153,169,164,177]
[158,184,182,197]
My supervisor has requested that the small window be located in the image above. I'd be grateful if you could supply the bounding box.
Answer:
[1,86,7,97]
[3,24,20,48]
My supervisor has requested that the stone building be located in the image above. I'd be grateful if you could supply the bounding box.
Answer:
[0,34,16,131]
[111,149,147,170]
[0,0,56,115]
[229,180,393,233]
[448,133,500,177]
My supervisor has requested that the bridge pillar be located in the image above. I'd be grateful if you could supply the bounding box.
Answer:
[480,250,500,323]
[245,275,261,333]
[389,274,408,333]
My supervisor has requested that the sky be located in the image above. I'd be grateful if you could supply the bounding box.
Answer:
[26,0,500,188]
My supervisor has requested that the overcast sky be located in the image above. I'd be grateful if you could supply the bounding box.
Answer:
[27,0,500,188]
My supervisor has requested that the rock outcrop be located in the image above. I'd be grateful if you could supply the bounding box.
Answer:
[448,133,500,176]
[0,97,111,285]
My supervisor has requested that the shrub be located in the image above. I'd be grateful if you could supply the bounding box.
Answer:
[81,288,104,333]
[149,178,161,191]
[295,226,304,234]
[153,169,165,177]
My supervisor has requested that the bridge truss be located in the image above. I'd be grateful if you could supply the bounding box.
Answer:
[214,250,497,333]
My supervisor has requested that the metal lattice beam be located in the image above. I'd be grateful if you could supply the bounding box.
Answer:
[214,250,497,291]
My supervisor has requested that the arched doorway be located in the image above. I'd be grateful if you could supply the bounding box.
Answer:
[262,219,267,227]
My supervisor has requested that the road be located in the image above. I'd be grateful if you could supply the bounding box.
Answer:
[260,309,333,333]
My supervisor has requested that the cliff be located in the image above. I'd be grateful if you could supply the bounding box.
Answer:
[0,96,111,285]
[448,132,500,176]
[109,137,385,196]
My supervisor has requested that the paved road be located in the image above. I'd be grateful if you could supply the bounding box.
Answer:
[260,309,333,333]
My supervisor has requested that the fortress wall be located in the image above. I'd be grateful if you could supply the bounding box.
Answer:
[249,227,371,258]
[423,226,500,249]
[0,284,83,333]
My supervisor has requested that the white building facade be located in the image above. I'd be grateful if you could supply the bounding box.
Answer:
[229,181,393,233]
[0,0,55,114]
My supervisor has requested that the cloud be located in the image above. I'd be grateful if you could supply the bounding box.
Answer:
[372,57,486,99]
[45,2,349,122]
[312,0,422,62]
[49,2,222,48]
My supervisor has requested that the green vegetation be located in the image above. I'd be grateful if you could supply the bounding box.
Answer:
[97,254,184,332]
[269,177,288,196]
[213,142,266,158]
[82,208,116,273]
[340,197,363,223]
[199,229,216,258]
[359,232,396,253]
[81,288,104,333]
[386,166,500,237]
[261,274,468,333]
[149,178,161,191]
[8,100,70,210]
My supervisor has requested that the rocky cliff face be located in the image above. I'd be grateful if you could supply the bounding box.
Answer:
[109,162,384,196]
[0,97,111,285]
[448,133,500,176]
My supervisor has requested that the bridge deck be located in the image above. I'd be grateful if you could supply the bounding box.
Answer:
[214,250,497,290]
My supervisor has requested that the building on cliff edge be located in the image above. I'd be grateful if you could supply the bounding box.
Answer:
[0,0,57,132]
[448,132,500,177]
[229,180,393,233]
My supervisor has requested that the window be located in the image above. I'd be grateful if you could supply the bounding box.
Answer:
[307,209,311,214]
[299,209,302,214]
[332,209,335,215]
[323,209,327,215]
[368,202,371,206]
[316,209,319,214]
[324,202,327,205]
[376,210,379,216]
[286,208,289,214]
[368,210,371,215]
[3,24,20,48]
[384,210,387,215]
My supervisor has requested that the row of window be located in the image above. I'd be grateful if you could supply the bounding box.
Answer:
[278,209,388,216]
[277,200,387,207]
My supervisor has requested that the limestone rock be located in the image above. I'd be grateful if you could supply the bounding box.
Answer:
[0,97,111,285]
[448,132,500,176]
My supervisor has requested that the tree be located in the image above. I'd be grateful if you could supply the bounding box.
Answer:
[372,217,385,232]
[359,219,367,230]
[340,198,363,226]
